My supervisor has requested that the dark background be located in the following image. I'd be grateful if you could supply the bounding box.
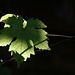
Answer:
[0,0,75,75]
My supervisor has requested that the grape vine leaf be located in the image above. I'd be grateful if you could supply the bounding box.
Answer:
[0,14,51,67]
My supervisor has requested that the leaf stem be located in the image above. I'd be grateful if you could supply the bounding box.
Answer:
[46,34,74,38]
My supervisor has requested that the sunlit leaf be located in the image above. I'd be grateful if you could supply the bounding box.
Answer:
[0,14,51,67]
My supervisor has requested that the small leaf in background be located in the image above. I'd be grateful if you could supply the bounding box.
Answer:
[0,62,12,75]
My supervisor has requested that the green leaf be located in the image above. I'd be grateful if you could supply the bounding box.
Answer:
[13,52,24,68]
[0,14,51,67]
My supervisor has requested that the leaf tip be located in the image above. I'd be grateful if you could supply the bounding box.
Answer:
[0,14,14,21]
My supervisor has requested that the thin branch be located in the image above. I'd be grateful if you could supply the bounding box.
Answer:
[46,34,74,38]
[50,38,72,47]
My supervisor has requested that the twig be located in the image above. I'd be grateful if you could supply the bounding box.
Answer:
[50,38,72,47]
[46,34,74,38]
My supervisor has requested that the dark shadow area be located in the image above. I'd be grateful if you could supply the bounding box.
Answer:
[0,0,75,75]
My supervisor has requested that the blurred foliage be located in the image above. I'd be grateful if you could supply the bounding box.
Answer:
[0,62,12,75]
